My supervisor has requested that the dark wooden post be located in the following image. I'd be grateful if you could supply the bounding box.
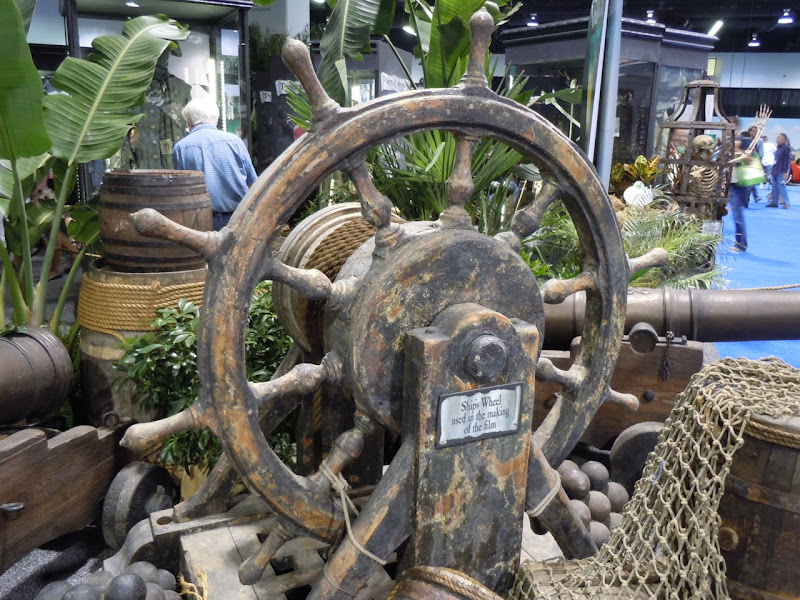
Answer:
[399,304,539,593]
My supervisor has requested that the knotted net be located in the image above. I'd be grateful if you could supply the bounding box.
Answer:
[512,357,800,600]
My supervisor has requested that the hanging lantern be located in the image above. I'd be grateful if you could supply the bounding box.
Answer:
[656,79,736,220]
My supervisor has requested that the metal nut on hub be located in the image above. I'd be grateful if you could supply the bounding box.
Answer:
[465,335,507,382]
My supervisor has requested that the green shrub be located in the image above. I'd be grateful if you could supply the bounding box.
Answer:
[115,282,293,471]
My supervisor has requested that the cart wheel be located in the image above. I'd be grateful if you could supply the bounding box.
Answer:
[101,461,175,550]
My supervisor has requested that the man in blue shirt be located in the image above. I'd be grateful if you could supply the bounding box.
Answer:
[173,97,257,230]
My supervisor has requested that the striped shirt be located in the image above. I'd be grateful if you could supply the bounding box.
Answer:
[172,124,257,214]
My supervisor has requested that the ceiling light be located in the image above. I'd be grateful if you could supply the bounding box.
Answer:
[748,34,760,47]
[708,20,723,37]
[646,10,656,24]
[778,9,794,24]
[527,13,539,27]
[125,1,139,6]
[312,0,326,4]
[402,24,416,36]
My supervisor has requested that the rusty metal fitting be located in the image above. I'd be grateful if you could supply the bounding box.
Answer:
[465,335,508,382]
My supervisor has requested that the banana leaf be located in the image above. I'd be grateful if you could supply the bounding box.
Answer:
[425,0,485,88]
[318,0,396,106]
[14,0,35,34]
[0,153,55,218]
[42,15,188,165]
[0,0,51,162]
[3,197,56,257]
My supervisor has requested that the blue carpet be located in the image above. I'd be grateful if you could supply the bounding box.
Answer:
[715,184,800,367]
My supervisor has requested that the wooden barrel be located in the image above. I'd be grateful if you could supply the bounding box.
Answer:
[99,169,212,272]
[77,261,206,427]
[0,327,72,424]
[718,412,800,599]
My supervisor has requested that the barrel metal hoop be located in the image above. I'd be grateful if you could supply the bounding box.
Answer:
[99,199,211,210]
[725,473,800,514]
[727,579,796,600]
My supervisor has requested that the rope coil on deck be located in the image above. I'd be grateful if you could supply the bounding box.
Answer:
[77,267,206,338]
[512,357,800,600]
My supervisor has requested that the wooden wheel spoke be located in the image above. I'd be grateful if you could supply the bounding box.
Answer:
[461,9,494,88]
[249,353,341,412]
[131,208,220,259]
[535,357,586,395]
[628,247,669,280]
[268,258,332,301]
[439,134,477,228]
[509,178,563,244]
[540,271,596,305]
[603,388,640,412]
[346,161,393,230]
[281,38,340,125]
[120,406,202,452]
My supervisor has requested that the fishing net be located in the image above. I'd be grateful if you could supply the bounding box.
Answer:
[512,357,800,600]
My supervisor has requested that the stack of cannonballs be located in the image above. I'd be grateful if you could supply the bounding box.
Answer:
[34,562,180,600]
[557,459,630,548]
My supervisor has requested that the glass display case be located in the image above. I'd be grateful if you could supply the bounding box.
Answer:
[501,18,713,160]
[54,0,253,200]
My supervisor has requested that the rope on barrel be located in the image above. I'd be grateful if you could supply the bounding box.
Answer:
[77,270,206,339]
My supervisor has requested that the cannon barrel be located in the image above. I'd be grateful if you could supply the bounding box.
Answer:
[544,288,800,350]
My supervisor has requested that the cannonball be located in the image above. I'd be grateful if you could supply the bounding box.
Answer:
[164,592,182,600]
[145,582,166,600]
[581,461,610,491]
[606,482,630,513]
[83,570,114,587]
[561,468,591,500]
[105,573,148,600]
[35,581,71,600]
[589,521,611,547]
[557,459,579,475]
[62,584,103,600]
[608,512,623,531]
[586,490,611,523]
[156,569,176,591]
[569,498,591,528]
[126,561,160,584]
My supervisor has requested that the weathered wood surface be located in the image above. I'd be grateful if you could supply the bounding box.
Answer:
[0,425,130,572]
[532,341,703,449]
[718,420,800,600]
[400,307,539,594]
[181,518,395,599]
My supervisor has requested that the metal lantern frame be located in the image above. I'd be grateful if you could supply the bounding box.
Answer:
[656,80,736,220]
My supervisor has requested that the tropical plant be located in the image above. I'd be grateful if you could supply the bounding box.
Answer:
[115,283,294,471]
[0,0,187,333]
[405,0,519,88]
[609,155,663,198]
[367,61,532,227]
[524,198,725,289]
[285,0,588,232]
[315,0,397,107]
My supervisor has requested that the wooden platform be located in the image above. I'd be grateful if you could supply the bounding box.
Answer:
[179,507,562,598]
[181,516,396,599]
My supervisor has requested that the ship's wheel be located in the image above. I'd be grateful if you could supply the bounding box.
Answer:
[120,9,665,598]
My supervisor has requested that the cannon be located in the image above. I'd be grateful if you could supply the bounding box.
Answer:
[536,287,800,449]
[543,287,800,350]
